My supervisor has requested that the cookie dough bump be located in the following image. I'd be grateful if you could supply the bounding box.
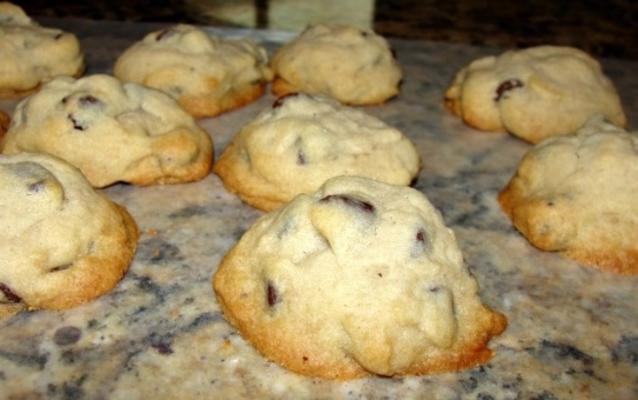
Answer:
[0,2,84,98]
[271,24,402,105]
[0,153,138,319]
[213,93,420,211]
[214,176,506,379]
[444,46,626,143]
[113,24,273,118]
[1,74,213,187]
[499,118,638,274]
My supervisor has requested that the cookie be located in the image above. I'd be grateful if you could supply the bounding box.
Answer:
[214,176,507,379]
[270,24,402,105]
[2,74,213,188]
[444,45,626,143]
[0,2,84,98]
[214,93,420,211]
[0,153,138,319]
[113,24,272,118]
[499,118,638,274]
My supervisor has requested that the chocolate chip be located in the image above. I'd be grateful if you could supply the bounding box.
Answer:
[272,93,299,109]
[49,264,71,273]
[61,96,69,104]
[494,79,524,101]
[78,95,100,107]
[302,356,309,362]
[54,32,63,40]
[416,230,426,243]
[361,30,369,37]
[266,282,279,307]
[53,326,82,346]
[429,286,440,293]
[156,28,174,41]
[28,180,46,193]
[297,149,306,165]
[0,283,21,303]
[67,114,86,131]
[320,194,375,214]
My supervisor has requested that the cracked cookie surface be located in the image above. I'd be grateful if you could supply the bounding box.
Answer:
[214,176,506,379]
[0,153,138,319]
[2,74,213,187]
[444,46,626,143]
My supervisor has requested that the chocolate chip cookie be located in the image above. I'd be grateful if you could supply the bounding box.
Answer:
[271,24,402,105]
[0,2,84,98]
[0,153,138,319]
[214,176,507,378]
[499,117,638,274]
[214,93,420,211]
[2,74,213,187]
[114,24,272,118]
[445,46,626,143]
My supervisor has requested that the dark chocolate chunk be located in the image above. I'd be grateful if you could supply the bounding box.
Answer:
[78,95,100,107]
[297,149,306,165]
[0,283,21,303]
[67,114,86,131]
[494,79,524,101]
[320,194,375,214]
[156,28,174,41]
[49,264,71,273]
[272,93,299,108]
[266,281,278,307]
[53,326,82,346]
[28,180,46,193]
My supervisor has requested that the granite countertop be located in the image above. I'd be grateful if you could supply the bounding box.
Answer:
[1,19,637,400]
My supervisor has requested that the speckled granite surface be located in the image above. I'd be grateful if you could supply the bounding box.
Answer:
[1,19,637,400]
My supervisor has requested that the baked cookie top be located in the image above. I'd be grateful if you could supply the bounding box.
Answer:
[444,46,626,143]
[270,24,402,105]
[214,176,507,379]
[113,24,273,118]
[0,153,138,319]
[0,2,84,98]
[214,93,420,211]
[2,74,213,187]
[499,118,638,274]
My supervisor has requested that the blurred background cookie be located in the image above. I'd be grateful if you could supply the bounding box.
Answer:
[499,117,638,274]
[214,176,506,379]
[114,24,272,118]
[0,2,84,98]
[271,24,401,105]
[2,74,213,187]
[445,46,626,143]
[0,153,138,319]
[214,93,420,211]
